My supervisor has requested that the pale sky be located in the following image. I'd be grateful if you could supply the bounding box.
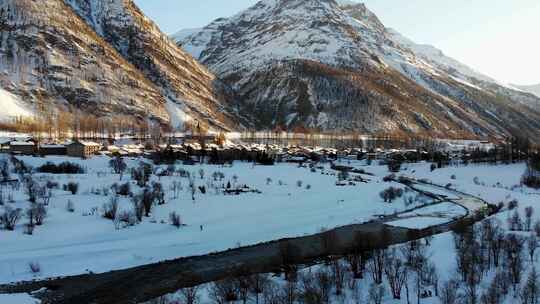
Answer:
[134,0,540,85]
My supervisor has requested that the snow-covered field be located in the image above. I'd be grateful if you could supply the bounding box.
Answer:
[0,155,444,284]
[155,161,540,304]
[0,293,40,304]
[0,153,537,304]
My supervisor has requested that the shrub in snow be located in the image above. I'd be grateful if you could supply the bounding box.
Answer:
[0,159,9,181]
[2,206,22,230]
[379,187,404,203]
[508,200,519,210]
[212,171,225,181]
[66,200,75,213]
[387,160,402,173]
[23,176,38,203]
[112,182,131,197]
[28,262,41,274]
[131,162,152,187]
[306,184,311,190]
[24,223,34,235]
[180,286,200,304]
[296,180,303,188]
[63,182,79,195]
[450,174,457,180]
[152,182,165,205]
[525,207,535,231]
[198,186,206,195]
[37,186,52,206]
[383,174,395,182]
[131,198,145,222]
[198,168,205,179]
[134,188,155,217]
[169,212,182,229]
[403,196,414,207]
[508,210,523,231]
[37,161,85,174]
[210,278,240,303]
[102,196,119,220]
[109,156,127,179]
[337,170,349,181]
[26,203,47,226]
[430,164,437,172]
[46,180,59,189]
[266,177,272,185]
[118,211,137,226]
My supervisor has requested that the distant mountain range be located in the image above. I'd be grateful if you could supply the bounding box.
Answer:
[512,84,540,98]
[1,0,539,140]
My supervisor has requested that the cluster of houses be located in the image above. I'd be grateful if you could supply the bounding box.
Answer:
[0,139,101,158]
[0,135,497,162]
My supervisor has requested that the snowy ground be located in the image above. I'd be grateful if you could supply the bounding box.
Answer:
[1,155,536,304]
[155,161,540,304]
[0,88,33,123]
[0,156,442,284]
[0,293,40,304]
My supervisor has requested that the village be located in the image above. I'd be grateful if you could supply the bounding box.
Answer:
[0,133,499,164]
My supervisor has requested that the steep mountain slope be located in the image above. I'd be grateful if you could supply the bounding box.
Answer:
[386,28,540,110]
[512,84,540,98]
[64,0,246,131]
[0,0,169,124]
[177,0,540,139]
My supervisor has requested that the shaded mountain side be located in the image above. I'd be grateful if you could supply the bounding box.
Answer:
[0,0,169,123]
[64,0,248,131]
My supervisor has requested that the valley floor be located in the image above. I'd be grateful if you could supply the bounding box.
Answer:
[0,154,535,304]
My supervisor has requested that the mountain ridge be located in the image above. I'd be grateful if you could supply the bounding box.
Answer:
[176,0,540,140]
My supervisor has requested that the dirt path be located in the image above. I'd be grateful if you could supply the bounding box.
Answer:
[0,180,496,304]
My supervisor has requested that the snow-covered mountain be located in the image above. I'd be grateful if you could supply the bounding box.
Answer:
[176,0,540,139]
[0,0,245,131]
[512,84,540,98]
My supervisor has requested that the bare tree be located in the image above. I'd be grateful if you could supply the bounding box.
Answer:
[440,279,460,304]
[368,248,386,285]
[367,283,385,304]
[505,234,526,293]
[528,234,538,263]
[170,180,182,199]
[521,267,539,304]
[180,286,200,304]
[109,156,127,180]
[509,210,523,231]
[248,273,270,304]
[480,276,504,304]
[385,248,408,299]
[525,207,535,232]
[210,278,240,304]
[331,260,346,296]
[2,206,22,230]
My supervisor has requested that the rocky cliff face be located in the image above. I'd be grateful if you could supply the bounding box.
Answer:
[0,0,168,123]
[177,0,540,139]
[0,0,246,131]
[65,0,247,131]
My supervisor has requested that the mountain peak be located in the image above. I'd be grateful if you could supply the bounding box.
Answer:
[176,0,540,139]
